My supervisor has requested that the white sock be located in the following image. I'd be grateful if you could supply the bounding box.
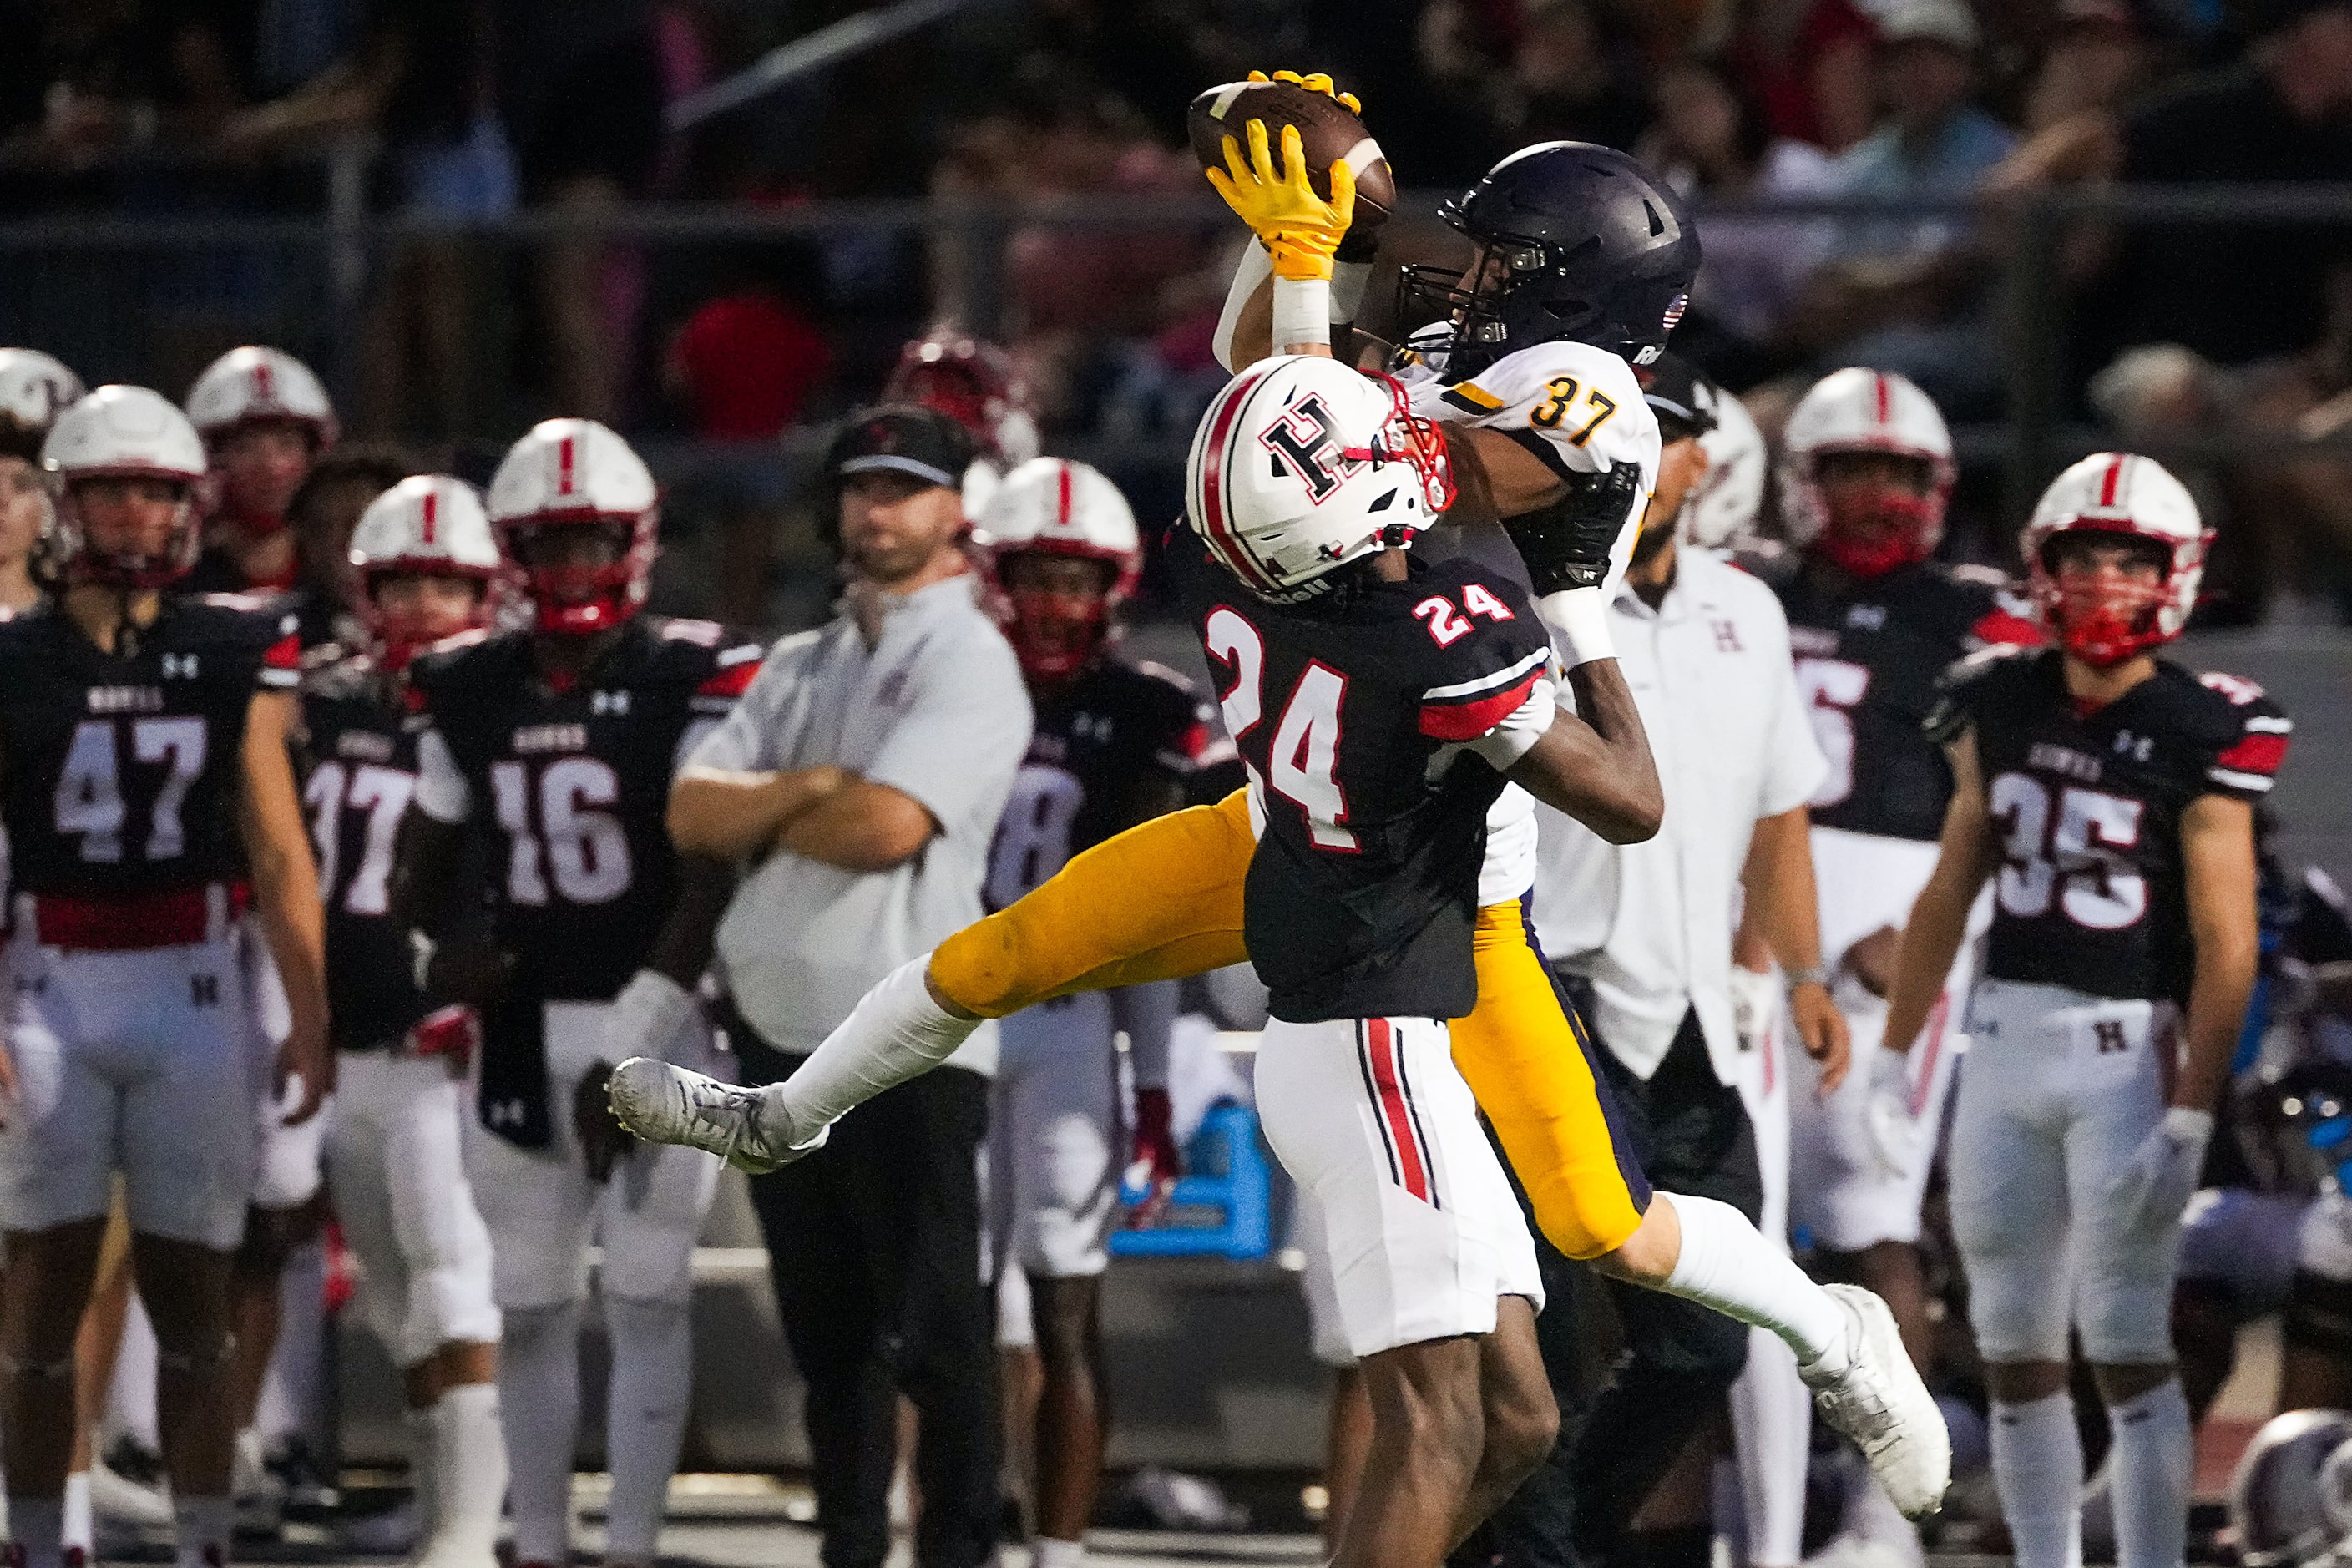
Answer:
[107,1297,160,1452]
[1990,1393,2084,1568]
[759,956,977,1146]
[255,1242,326,1448]
[1657,1193,1849,1369]
[1730,1325,1810,1566]
[172,1494,233,1568]
[1035,1537,1088,1568]
[603,1296,693,1560]
[1845,1464,1925,1568]
[499,1301,582,1565]
[61,1472,91,1555]
[11,1496,64,1568]
[2105,1379,2190,1568]
[404,1405,440,1535]
[430,1383,508,1559]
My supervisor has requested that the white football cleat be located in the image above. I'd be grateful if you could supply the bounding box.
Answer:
[606,1056,826,1174]
[1801,1283,1950,1520]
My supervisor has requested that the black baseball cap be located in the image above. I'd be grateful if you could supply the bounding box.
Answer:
[1635,352,1720,442]
[822,403,978,492]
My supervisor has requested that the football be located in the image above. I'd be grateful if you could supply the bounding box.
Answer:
[1186,79,1394,231]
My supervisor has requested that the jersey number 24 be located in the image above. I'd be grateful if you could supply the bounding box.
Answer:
[1204,609,1353,851]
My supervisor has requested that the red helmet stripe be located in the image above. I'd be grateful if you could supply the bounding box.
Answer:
[2099,453,2126,507]
[1198,366,1277,589]
[557,435,577,497]
[1056,463,1072,528]
[1874,372,1890,426]
[421,489,438,544]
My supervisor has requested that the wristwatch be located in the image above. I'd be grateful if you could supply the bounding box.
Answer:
[1783,964,1831,994]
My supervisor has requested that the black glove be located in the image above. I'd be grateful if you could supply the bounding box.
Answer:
[575,1060,637,1184]
[1502,463,1646,596]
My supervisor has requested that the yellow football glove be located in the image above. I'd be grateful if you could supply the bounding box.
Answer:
[1247,68,1363,115]
[1205,119,1357,281]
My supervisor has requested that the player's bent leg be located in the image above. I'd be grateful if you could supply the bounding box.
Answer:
[930,788,1253,1017]
[1450,905,1648,1260]
[1451,1295,1559,1550]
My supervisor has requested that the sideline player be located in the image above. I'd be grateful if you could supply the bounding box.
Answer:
[1882,453,2279,1568]
[304,476,508,1567]
[0,386,331,1568]
[184,342,344,1515]
[620,104,1951,1524]
[1763,367,2037,1367]
[0,351,83,614]
[389,418,763,1568]
[970,458,1198,1566]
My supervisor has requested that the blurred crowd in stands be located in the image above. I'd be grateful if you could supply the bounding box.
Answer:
[0,0,2346,620]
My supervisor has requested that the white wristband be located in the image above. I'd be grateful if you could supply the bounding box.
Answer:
[1330,259,1372,323]
[2162,1105,2214,1142]
[1272,275,1332,352]
[1537,586,1616,668]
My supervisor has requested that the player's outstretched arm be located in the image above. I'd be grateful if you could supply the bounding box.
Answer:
[240,690,333,1122]
[1505,659,1662,844]
[1884,731,1999,1055]
[2177,793,2260,1117]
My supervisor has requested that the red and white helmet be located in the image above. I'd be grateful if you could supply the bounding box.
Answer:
[2024,451,2208,668]
[883,333,1040,468]
[40,386,209,586]
[1683,387,1767,551]
[487,417,659,635]
[0,349,86,435]
[350,474,503,670]
[1780,367,1955,576]
[974,458,1141,683]
[1186,355,1454,601]
[185,346,339,447]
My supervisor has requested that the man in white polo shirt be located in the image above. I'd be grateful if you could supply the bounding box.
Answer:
[1522,356,1850,1568]
[665,406,1033,1568]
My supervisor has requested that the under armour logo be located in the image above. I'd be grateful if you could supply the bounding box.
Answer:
[1258,393,1360,505]
[162,654,199,679]
[2113,731,2153,762]
[1845,604,1887,631]
[2094,1019,2128,1054]
[485,1098,528,1128]
[1711,620,1743,653]
[190,974,220,1007]
[591,690,630,716]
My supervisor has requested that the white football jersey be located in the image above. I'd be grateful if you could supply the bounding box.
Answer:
[1395,327,1662,501]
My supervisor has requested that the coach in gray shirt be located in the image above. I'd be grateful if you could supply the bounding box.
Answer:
[668,406,1031,1568]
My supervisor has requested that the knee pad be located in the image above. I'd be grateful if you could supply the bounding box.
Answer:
[154,1325,236,1376]
[2286,1271,2352,1359]
[1959,1250,2073,1364]
[410,1263,503,1364]
[500,1299,580,1350]
[2074,1267,2178,1365]
[931,918,1024,1019]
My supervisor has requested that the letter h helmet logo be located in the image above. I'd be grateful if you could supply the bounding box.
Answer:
[1258,394,1360,505]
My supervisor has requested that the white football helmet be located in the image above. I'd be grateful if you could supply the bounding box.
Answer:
[0,349,86,435]
[1780,367,1955,574]
[487,417,659,635]
[1683,387,1766,551]
[2231,1409,2352,1568]
[975,458,1141,683]
[1185,356,1454,600]
[39,386,210,586]
[2024,451,2207,668]
[350,475,503,669]
[185,346,339,446]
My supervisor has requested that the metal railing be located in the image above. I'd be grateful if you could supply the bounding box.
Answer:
[1,176,2346,533]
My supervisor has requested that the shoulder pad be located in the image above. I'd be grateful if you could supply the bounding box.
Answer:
[1946,563,2014,589]
[655,616,726,648]
[2193,667,2293,797]
[198,589,279,614]
[1421,339,1660,485]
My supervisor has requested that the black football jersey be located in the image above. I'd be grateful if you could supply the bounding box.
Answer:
[1166,529,1551,1024]
[410,617,763,1002]
[1928,645,2289,1003]
[983,657,1212,911]
[1759,556,2041,842]
[300,652,436,1050]
[0,595,300,898]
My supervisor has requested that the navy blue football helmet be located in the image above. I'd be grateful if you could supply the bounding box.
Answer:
[1401,142,1701,379]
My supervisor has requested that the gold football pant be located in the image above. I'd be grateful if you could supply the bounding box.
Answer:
[930,790,1650,1258]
